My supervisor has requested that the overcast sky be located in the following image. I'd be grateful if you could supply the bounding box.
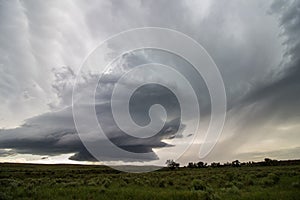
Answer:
[0,0,299,165]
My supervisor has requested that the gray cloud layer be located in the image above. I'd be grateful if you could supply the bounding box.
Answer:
[0,52,190,162]
[0,0,299,163]
[204,0,300,162]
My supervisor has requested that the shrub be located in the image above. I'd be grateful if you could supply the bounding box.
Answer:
[99,186,107,193]
[226,185,241,196]
[226,172,235,181]
[63,181,79,187]
[224,181,234,188]
[232,181,244,189]
[260,173,280,187]
[54,178,64,184]
[101,178,112,188]
[203,187,220,200]
[118,179,128,187]
[0,191,13,200]
[256,172,268,178]
[292,181,300,188]
[87,179,98,186]
[244,175,255,186]
[261,177,275,187]
[168,179,174,186]
[192,180,207,191]
[159,179,166,188]
[0,179,20,188]
[122,177,130,184]
[268,173,280,183]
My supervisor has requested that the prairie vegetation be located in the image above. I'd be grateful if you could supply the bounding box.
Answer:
[0,161,299,200]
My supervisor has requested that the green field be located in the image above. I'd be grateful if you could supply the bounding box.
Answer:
[0,163,300,200]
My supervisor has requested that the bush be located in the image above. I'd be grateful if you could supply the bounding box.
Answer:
[256,172,268,178]
[118,179,128,187]
[159,179,166,188]
[226,185,240,196]
[168,179,174,186]
[224,181,234,188]
[292,181,300,188]
[101,178,112,188]
[232,181,244,189]
[63,181,79,187]
[226,172,235,181]
[87,180,97,186]
[192,180,207,191]
[260,173,280,187]
[268,173,280,183]
[261,177,275,187]
[0,191,13,200]
[99,186,107,193]
[244,175,255,186]
[0,179,21,188]
[203,187,220,200]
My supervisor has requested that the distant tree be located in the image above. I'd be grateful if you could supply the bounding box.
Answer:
[264,158,279,166]
[211,162,221,168]
[166,160,180,169]
[187,162,196,168]
[245,161,254,167]
[232,160,241,167]
[272,159,279,166]
[265,158,271,164]
[196,161,207,168]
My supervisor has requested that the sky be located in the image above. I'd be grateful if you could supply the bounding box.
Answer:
[0,0,299,166]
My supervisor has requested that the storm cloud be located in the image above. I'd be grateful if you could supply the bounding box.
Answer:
[0,0,299,164]
[0,53,189,162]
[201,0,300,163]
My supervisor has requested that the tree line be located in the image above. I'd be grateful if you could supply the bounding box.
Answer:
[165,158,300,169]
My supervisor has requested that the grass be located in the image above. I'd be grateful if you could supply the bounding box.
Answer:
[0,163,299,199]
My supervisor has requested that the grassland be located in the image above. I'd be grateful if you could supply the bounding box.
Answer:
[0,163,300,200]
